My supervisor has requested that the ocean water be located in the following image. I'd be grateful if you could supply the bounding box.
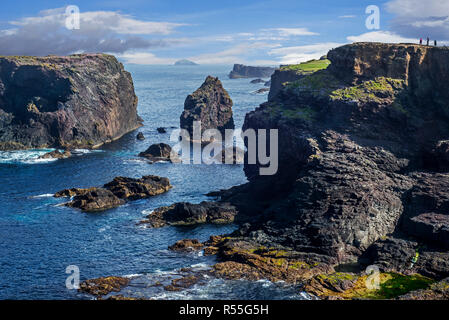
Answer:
[0,65,306,300]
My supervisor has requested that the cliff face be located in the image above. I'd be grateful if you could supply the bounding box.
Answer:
[222,43,449,279]
[0,54,141,150]
[180,76,234,140]
[229,64,275,79]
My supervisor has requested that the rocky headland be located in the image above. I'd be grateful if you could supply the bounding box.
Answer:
[229,64,275,79]
[180,76,234,140]
[0,54,141,151]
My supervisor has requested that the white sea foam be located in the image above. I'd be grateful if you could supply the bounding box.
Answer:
[0,149,57,165]
[31,193,54,198]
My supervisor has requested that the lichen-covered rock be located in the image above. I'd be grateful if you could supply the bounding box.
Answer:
[140,201,237,228]
[79,276,130,297]
[398,277,449,300]
[168,239,204,252]
[229,64,275,79]
[180,76,234,140]
[0,54,141,150]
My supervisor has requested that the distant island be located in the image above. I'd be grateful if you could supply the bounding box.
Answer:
[174,59,198,66]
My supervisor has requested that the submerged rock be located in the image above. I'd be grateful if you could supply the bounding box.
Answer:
[55,175,172,212]
[0,54,141,150]
[250,78,265,84]
[180,76,234,140]
[38,149,71,159]
[157,127,167,133]
[140,201,237,228]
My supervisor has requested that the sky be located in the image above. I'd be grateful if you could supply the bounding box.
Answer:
[0,0,447,65]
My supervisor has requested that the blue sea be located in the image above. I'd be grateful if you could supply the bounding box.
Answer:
[0,65,306,300]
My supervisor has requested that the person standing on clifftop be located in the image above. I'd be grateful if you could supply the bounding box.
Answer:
[420,38,423,45]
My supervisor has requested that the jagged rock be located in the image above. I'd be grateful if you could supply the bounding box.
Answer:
[38,149,71,159]
[136,132,145,140]
[103,176,172,200]
[79,276,130,297]
[55,175,172,212]
[168,239,204,252]
[0,54,141,150]
[140,201,237,228]
[180,76,234,140]
[229,64,275,79]
[250,78,265,84]
[138,143,175,162]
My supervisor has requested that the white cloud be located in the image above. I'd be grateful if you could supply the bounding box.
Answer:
[118,52,176,65]
[0,7,186,56]
[188,42,281,65]
[385,0,449,40]
[346,31,417,43]
[268,42,343,64]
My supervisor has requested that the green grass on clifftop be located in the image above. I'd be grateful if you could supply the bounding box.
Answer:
[280,59,331,74]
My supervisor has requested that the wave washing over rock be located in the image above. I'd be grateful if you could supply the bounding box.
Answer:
[0,54,142,151]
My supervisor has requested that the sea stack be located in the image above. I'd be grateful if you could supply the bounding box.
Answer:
[180,76,234,141]
[229,64,275,79]
[0,54,141,151]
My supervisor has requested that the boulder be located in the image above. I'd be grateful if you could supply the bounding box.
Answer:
[250,78,265,84]
[136,132,145,140]
[138,143,177,163]
[168,239,204,252]
[157,127,167,133]
[180,76,234,140]
[38,149,71,159]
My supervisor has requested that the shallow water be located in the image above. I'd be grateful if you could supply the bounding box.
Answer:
[0,65,306,300]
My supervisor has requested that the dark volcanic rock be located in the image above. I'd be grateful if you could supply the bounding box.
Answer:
[157,127,167,133]
[140,201,237,228]
[136,132,145,140]
[104,176,172,200]
[138,143,176,162]
[215,42,449,279]
[0,54,141,150]
[180,76,234,140]
[229,64,275,79]
[55,175,172,212]
[66,188,125,212]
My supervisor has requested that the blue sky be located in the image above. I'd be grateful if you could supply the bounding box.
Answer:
[0,0,446,64]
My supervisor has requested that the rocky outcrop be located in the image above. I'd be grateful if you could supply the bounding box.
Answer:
[55,175,172,212]
[0,54,141,150]
[229,64,275,79]
[79,276,130,297]
[180,76,234,140]
[140,201,237,228]
[168,239,204,252]
[138,143,177,163]
[203,43,449,298]
[38,149,71,159]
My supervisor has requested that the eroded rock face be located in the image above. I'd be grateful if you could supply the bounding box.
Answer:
[55,175,172,212]
[0,54,141,150]
[140,201,237,228]
[229,64,275,79]
[218,43,449,274]
[180,76,234,140]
